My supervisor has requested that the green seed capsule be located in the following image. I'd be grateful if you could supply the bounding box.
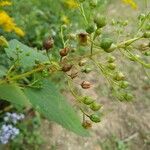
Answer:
[94,15,106,28]
[119,81,129,89]
[107,63,116,70]
[144,51,150,56]
[114,72,125,81]
[108,56,116,63]
[86,24,96,34]
[82,67,92,73]
[100,38,113,51]
[105,43,117,53]
[89,114,101,123]
[89,0,97,8]
[81,96,94,105]
[123,93,133,101]
[143,31,150,38]
[90,102,101,111]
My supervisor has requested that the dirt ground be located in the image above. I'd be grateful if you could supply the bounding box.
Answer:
[40,1,150,150]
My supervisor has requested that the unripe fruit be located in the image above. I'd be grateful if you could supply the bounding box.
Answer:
[95,28,102,36]
[94,15,106,28]
[145,23,150,30]
[119,81,129,89]
[114,72,125,81]
[107,63,116,70]
[90,102,101,111]
[61,64,72,72]
[89,114,101,123]
[82,120,92,129]
[144,51,150,56]
[43,37,54,51]
[107,56,116,63]
[86,24,95,34]
[104,43,117,53]
[143,31,150,38]
[89,0,97,8]
[60,47,69,57]
[138,13,145,20]
[100,38,113,51]
[82,67,92,73]
[123,93,133,101]
[81,96,94,105]
[81,81,91,89]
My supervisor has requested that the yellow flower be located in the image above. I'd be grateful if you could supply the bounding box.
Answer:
[61,15,70,25]
[0,36,8,47]
[122,0,138,9]
[64,0,79,9]
[0,0,12,7]
[14,27,25,37]
[0,11,25,36]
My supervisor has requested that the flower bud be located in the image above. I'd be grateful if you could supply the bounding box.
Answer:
[89,114,101,123]
[60,47,69,57]
[43,37,54,51]
[81,81,91,89]
[90,102,102,111]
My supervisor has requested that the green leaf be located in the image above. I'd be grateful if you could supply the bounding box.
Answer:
[0,66,7,78]
[24,79,89,136]
[0,83,30,107]
[5,39,48,71]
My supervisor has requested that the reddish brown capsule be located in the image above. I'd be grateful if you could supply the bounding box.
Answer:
[61,64,73,72]
[43,37,54,51]
[78,32,88,45]
[82,120,92,129]
[81,81,91,89]
[60,47,69,57]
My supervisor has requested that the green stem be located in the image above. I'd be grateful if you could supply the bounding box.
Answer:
[126,50,150,68]
[0,65,46,84]
[117,37,143,48]
[78,2,88,25]
[60,25,65,48]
